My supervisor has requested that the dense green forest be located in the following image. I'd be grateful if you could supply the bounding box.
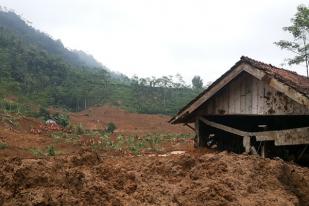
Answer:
[0,8,202,115]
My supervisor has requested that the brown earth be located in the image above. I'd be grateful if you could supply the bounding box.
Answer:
[0,106,309,206]
[0,116,81,159]
[69,105,192,135]
[0,150,309,206]
[0,106,192,158]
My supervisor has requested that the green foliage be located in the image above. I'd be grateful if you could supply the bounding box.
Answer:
[75,123,85,135]
[28,146,57,157]
[192,75,203,90]
[38,108,69,127]
[128,144,142,155]
[47,145,56,156]
[50,131,67,139]
[274,4,309,76]
[120,76,200,115]
[28,148,44,157]
[91,133,192,155]
[39,107,50,120]
[0,143,7,150]
[0,9,201,116]
[52,113,69,127]
[0,98,32,115]
[106,122,117,133]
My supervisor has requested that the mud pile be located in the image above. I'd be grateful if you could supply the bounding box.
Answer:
[0,150,308,206]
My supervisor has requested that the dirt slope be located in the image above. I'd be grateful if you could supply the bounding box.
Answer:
[0,108,308,205]
[69,105,191,135]
[0,150,308,206]
[0,106,192,159]
[0,117,53,158]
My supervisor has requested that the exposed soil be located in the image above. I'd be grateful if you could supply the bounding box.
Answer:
[0,150,309,206]
[0,106,308,206]
[0,106,192,158]
[0,116,86,159]
[69,105,192,135]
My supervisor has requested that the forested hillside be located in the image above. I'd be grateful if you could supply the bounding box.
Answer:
[0,8,201,115]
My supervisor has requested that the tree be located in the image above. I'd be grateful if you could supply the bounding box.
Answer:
[274,5,309,77]
[174,73,187,88]
[192,75,203,90]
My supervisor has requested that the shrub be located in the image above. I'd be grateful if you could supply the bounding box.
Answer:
[39,107,51,120]
[106,122,117,133]
[50,131,67,139]
[75,123,85,135]
[47,145,56,156]
[29,148,44,157]
[0,143,7,150]
[53,113,69,127]
[38,108,70,127]
[129,145,141,155]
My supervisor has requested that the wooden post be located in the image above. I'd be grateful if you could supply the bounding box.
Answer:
[261,142,266,158]
[195,118,200,147]
[297,145,308,160]
[243,136,251,153]
[184,123,195,131]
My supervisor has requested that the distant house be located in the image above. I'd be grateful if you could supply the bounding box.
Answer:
[170,56,309,160]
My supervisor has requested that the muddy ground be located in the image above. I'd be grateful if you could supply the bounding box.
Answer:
[69,105,192,135]
[0,106,308,206]
[1,150,308,206]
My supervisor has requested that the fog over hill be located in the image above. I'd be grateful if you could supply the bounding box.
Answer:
[0,8,200,115]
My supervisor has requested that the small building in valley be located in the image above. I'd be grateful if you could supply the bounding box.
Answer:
[170,56,309,160]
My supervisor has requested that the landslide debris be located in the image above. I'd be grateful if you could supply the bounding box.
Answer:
[0,151,308,206]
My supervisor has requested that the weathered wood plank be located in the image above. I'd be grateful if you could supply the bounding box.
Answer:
[273,127,309,146]
[199,117,248,137]
[176,63,247,119]
[200,72,309,115]
[240,77,246,113]
[245,77,253,113]
[243,65,266,80]
[171,61,309,123]
[184,123,195,131]
[243,136,251,153]
[234,77,241,113]
[195,118,200,146]
[268,78,309,109]
[199,117,309,146]
[255,135,275,141]
[251,77,259,114]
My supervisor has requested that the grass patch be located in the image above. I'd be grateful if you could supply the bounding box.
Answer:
[47,145,56,156]
[0,143,8,150]
[75,123,85,135]
[92,133,193,155]
[28,145,58,157]
[106,122,117,133]
[28,148,45,157]
[50,131,68,139]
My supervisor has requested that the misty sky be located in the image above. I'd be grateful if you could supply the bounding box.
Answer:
[0,0,308,83]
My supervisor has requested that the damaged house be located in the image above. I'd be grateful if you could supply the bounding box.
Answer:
[170,56,309,161]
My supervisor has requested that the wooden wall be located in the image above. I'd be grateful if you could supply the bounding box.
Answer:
[199,72,309,115]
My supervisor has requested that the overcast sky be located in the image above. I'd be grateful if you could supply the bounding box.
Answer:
[0,0,308,83]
